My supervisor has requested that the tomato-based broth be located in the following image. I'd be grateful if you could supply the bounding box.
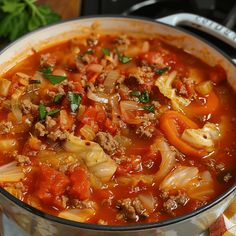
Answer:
[0,32,235,225]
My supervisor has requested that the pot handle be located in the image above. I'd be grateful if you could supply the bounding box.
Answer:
[157,13,236,49]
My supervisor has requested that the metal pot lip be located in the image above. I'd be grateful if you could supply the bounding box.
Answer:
[0,14,235,231]
[1,184,236,231]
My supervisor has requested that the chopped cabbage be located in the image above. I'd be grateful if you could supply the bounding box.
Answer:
[64,134,117,182]
[151,137,176,181]
[155,71,190,112]
[160,166,214,201]
[181,122,220,152]
[0,161,24,182]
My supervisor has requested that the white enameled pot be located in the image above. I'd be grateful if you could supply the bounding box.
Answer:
[0,15,235,236]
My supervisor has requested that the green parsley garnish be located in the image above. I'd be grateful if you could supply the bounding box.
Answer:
[155,67,169,75]
[67,92,81,113]
[38,103,61,120]
[41,66,67,85]
[44,75,67,85]
[116,48,132,64]
[0,0,60,42]
[29,79,41,84]
[38,103,47,120]
[143,104,155,113]
[41,66,52,75]
[139,91,150,103]
[79,48,94,59]
[84,49,93,55]
[47,109,61,116]
[130,90,150,103]
[129,91,141,97]
[54,94,64,103]
[101,48,110,56]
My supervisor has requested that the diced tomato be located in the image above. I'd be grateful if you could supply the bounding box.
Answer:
[116,155,142,175]
[96,109,106,124]
[36,165,70,209]
[209,65,227,84]
[69,166,90,200]
[104,118,117,134]
[80,106,107,133]
[81,106,97,124]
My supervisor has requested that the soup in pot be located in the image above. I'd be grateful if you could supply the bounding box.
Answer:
[0,32,235,225]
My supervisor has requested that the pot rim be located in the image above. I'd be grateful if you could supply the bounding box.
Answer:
[0,14,235,231]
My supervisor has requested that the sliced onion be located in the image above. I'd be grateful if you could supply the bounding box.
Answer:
[11,89,23,122]
[11,98,23,123]
[138,192,156,212]
[120,100,143,124]
[0,139,17,152]
[141,41,150,53]
[58,208,95,223]
[116,174,154,186]
[0,79,11,97]
[151,138,176,182]
[114,135,131,147]
[104,70,120,91]
[109,93,121,124]
[87,89,109,104]
[80,124,96,141]
[87,64,103,73]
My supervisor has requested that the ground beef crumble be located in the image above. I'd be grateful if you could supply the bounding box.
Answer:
[161,191,189,215]
[47,129,67,141]
[136,113,157,138]
[34,117,67,141]
[35,122,48,137]
[116,198,148,222]
[0,121,13,134]
[15,155,31,165]
[95,132,120,155]
[21,99,38,114]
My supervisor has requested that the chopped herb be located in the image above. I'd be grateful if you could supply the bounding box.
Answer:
[41,66,67,85]
[101,48,110,56]
[143,104,155,113]
[139,91,150,103]
[155,67,169,75]
[67,92,81,113]
[54,94,64,103]
[121,56,132,64]
[47,109,61,116]
[84,49,93,55]
[38,103,47,120]
[79,48,94,58]
[41,66,52,75]
[29,79,41,84]
[116,48,132,64]
[44,74,66,85]
[129,91,141,97]
[130,90,150,103]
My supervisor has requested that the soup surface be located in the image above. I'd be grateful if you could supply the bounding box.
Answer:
[0,31,235,225]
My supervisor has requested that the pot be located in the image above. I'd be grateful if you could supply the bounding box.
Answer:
[0,14,235,236]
